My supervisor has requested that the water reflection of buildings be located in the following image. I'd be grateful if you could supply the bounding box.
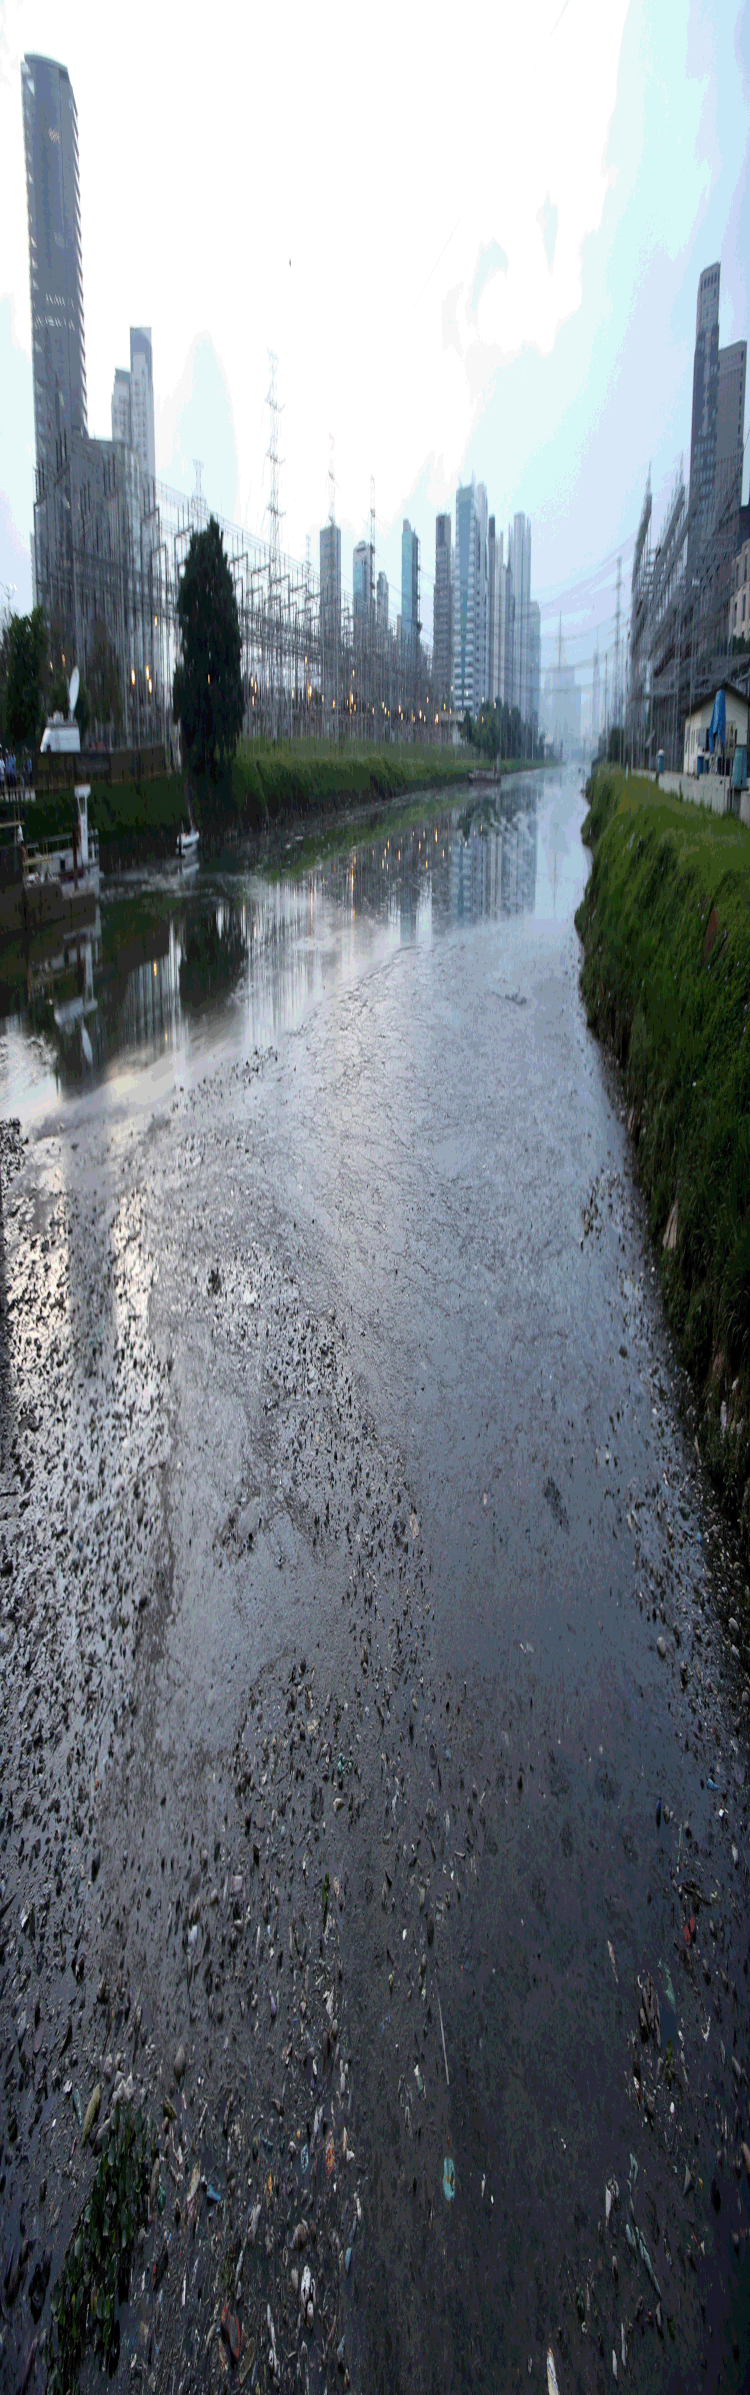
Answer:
[5,789,542,1095]
[312,792,539,934]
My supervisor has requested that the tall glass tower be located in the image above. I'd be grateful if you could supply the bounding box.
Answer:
[22,54,87,495]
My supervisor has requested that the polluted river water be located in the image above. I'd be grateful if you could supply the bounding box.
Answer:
[1,766,749,2393]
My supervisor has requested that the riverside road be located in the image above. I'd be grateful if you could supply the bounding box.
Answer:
[1,767,748,2395]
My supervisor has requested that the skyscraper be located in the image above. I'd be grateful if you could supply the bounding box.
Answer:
[376,571,389,633]
[433,513,453,707]
[111,366,131,448]
[353,540,372,621]
[111,329,156,482]
[508,513,531,720]
[319,521,341,649]
[476,484,489,704]
[453,480,489,716]
[129,329,156,483]
[688,264,720,564]
[401,521,420,653]
[503,555,515,714]
[528,601,540,735]
[22,53,87,493]
[488,517,505,704]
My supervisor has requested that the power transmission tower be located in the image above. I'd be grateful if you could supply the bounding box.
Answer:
[369,476,376,739]
[266,352,285,738]
[192,460,206,531]
[614,555,622,729]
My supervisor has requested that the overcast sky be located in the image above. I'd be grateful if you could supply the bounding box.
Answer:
[0,0,748,719]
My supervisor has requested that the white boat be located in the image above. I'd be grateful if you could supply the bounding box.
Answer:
[30,670,100,899]
[177,825,200,861]
[24,782,100,901]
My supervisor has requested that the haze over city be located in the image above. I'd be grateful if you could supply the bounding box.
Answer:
[1,0,748,727]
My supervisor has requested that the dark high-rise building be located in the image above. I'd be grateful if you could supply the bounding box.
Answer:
[688,263,720,564]
[528,600,540,734]
[433,513,452,705]
[508,513,531,719]
[320,521,341,647]
[401,520,420,653]
[22,54,87,494]
[376,571,389,633]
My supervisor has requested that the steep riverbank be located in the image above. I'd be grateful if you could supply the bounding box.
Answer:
[23,746,535,870]
[576,764,750,1565]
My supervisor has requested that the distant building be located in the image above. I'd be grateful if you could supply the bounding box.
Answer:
[130,329,156,483]
[453,480,488,716]
[433,513,453,707]
[503,556,515,714]
[110,329,156,482]
[320,521,341,655]
[508,513,531,720]
[688,264,721,565]
[353,540,372,622]
[401,520,420,653]
[528,600,540,733]
[376,570,389,633]
[476,483,489,704]
[111,367,131,448]
[22,53,87,494]
[488,517,505,704]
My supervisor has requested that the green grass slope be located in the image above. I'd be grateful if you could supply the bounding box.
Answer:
[576,766,750,1551]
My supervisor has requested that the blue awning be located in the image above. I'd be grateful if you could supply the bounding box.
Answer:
[709,688,726,752]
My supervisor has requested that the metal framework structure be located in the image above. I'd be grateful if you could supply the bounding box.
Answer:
[31,424,438,757]
[628,459,749,771]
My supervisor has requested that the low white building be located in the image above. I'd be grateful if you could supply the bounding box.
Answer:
[683,680,749,778]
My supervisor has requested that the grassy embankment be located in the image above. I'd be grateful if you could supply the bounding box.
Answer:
[576,765,750,1554]
[26,740,529,863]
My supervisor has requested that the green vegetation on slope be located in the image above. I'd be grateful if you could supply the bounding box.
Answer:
[576,766,750,1550]
[20,742,524,858]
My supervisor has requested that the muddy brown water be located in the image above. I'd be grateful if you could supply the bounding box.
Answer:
[1,769,749,2395]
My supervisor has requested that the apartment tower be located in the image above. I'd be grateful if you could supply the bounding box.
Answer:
[22,53,87,493]
[433,513,453,707]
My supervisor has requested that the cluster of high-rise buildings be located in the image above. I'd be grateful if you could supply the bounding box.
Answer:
[629,260,747,770]
[320,487,540,734]
[21,48,541,751]
[435,488,540,727]
[22,52,163,743]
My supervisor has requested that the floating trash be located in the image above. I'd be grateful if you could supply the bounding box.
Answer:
[300,2142,309,2176]
[547,2348,560,2395]
[443,2156,455,2202]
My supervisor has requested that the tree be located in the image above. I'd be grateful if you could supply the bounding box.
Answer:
[2,607,47,747]
[172,516,242,776]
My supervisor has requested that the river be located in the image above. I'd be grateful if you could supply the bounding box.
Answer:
[0,766,747,2392]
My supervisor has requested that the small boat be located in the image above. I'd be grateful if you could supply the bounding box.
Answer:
[177,825,200,862]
